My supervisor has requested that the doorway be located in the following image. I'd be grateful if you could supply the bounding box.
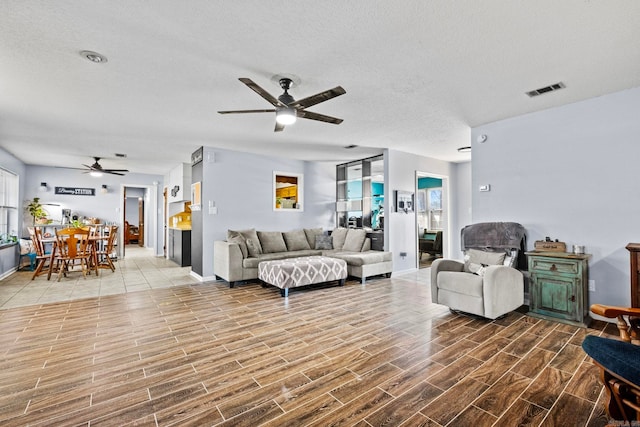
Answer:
[120,184,158,259]
[416,172,448,269]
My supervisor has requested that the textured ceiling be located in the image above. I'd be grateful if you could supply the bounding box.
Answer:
[1,1,640,175]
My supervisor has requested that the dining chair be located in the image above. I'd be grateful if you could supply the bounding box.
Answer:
[52,227,92,281]
[27,227,51,280]
[96,225,118,271]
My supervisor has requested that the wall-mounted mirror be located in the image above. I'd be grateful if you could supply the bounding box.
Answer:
[273,171,304,211]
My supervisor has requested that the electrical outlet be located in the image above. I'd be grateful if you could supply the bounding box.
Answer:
[588,280,595,292]
[400,252,407,257]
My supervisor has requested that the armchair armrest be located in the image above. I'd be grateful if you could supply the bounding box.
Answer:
[430,259,464,302]
[590,304,640,344]
[213,240,244,284]
[482,265,524,319]
[590,304,640,318]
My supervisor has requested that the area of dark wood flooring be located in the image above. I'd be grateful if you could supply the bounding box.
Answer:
[0,270,618,426]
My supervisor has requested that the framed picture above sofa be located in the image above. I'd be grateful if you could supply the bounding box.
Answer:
[273,171,304,211]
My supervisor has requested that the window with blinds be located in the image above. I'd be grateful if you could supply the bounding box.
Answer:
[0,168,19,240]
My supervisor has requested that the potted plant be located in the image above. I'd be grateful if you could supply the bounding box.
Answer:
[26,197,48,225]
[275,197,282,209]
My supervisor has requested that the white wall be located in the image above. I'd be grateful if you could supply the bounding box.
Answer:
[455,161,472,253]
[125,197,140,224]
[201,147,337,279]
[386,149,463,272]
[472,85,640,307]
[22,165,163,254]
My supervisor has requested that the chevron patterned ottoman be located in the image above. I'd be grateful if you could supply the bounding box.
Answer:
[258,256,348,297]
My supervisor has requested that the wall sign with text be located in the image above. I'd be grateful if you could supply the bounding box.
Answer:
[55,187,95,196]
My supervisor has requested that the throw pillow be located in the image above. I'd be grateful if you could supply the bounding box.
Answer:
[227,235,248,258]
[257,231,287,254]
[315,235,333,250]
[342,228,367,252]
[19,239,34,255]
[228,228,263,257]
[463,248,506,274]
[304,228,323,248]
[330,227,348,250]
[283,229,311,251]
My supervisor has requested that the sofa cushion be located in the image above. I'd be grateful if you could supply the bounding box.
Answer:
[257,231,287,254]
[325,250,392,266]
[331,227,349,250]
[227,235,248,258]
[342,229,367,252]
[304,228,324,249]
[228,228,262,257]
[463,248,506,273]
[315,235,333,250]
[283,229,311,251]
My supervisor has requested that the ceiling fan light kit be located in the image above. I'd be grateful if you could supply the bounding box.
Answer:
[275,107,297,125]
[218,76,345,132]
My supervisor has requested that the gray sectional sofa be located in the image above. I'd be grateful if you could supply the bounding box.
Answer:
[214,227,392,287]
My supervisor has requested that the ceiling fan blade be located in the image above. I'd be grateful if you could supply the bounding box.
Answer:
[297,110,343,125]
[290,86,346,109]
[274,121,285,132]
[104,169,129,172]
[105,171,126,176]
[238,78,285,108]
[218,109,276,114]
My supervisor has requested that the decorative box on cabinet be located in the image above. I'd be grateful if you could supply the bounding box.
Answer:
[526,251,591,327]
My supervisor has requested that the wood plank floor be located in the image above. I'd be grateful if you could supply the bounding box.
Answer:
[0,267,618,426]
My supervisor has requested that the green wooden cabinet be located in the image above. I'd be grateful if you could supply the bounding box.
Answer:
[526,251,591,327]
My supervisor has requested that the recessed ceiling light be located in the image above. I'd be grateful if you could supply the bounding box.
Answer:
[80,50,108,63]
[457,146,471,153]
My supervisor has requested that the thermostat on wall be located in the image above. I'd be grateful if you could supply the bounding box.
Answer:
[479,184,491,192]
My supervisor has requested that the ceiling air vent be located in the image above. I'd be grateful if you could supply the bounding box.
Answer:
[526,82,565,98]
[115,153,127,158]
[344,145,358,149]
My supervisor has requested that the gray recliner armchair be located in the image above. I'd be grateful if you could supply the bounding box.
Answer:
[430,222,526,319]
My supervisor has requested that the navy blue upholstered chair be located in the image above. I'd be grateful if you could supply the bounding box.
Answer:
[582,304,640,422]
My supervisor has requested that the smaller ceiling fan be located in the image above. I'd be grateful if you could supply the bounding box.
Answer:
[218,77,346,132]
[81,157,129,176]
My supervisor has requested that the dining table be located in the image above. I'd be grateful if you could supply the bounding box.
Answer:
[42,231,108,280]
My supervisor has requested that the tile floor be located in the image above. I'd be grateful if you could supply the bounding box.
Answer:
[1,245,199,310]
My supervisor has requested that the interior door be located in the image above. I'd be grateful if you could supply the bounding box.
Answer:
[163,187,167,258]
[122,187,126,258]
[138,197,144,247]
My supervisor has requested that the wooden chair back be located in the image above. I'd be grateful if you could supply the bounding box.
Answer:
[27,227,46,257]
[55,227,91,259]
[27,227,51,279]
[96,225,118,271]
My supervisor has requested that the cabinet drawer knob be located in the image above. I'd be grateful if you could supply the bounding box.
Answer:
[570,295,576,302]
[550,264,557,272]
